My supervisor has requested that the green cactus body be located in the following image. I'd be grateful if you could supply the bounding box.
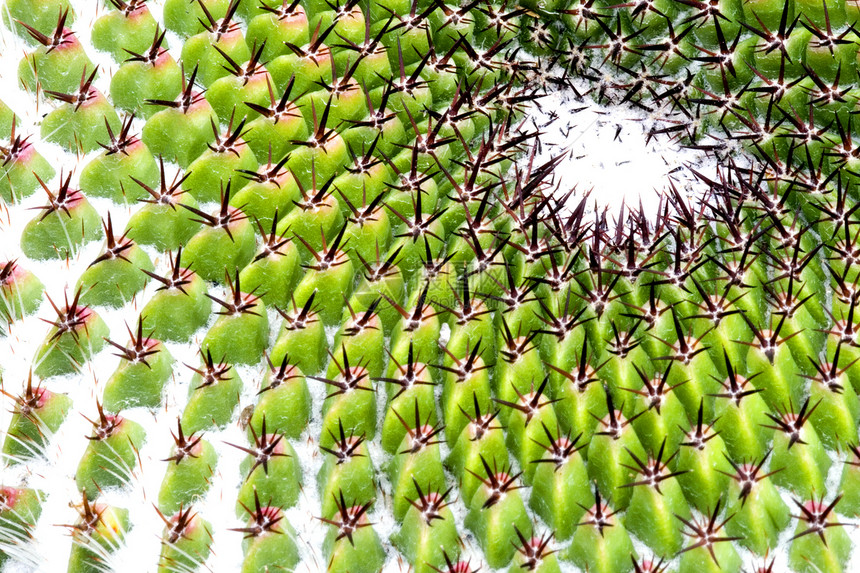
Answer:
[157,510,213,573]
[142,97,219,169]
[77,240,154,309]
[465,473,532,569]
[158,437,218,515]
[387,436,446,520]
[0,139,55,204]
[2,383,71,463]
[250,362,310,439]
[91,3,158,63]
[528,445,591,541]
[101,338,174,412]
[21,189,103,261]
[33,305,109,378]
[139,265,212,342]
[41,88,120,154]
[163,0,229,38]
[18,32,92,95]
[75,414,146,498]
[0,262,44,323]
[236,436,302,515]
[181,360,243,434]
[0,487,44,568]
[67,504,130,573]
[391,497,459,573]
[79,139,160,204]
[317,436,376,519]
[111,49,184,120]
[240,514,301,573]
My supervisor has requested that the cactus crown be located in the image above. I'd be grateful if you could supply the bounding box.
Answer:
[377,343,431,398]
[208,269,261,316]
[494,376,555,426]
[44,67,99,111]
[89,214,135,267]
[33,171,80,221]
[99,115,139,156]
[181,182,248,239]
[42,288,88,341]
[622,439,687,494]
[631,556,669,573]
[342,298,381,337]
[437,341,489,383]
[124,28,168,65]
[0,370,45,419]
[197,0,242,39]
[721,450,781,505]
[62,491,104,537]
[276,290,319,331]
[260,354,302,393]
[158,505,197,544]
[711,352,762,406]
[680,401,719,450]
[135,157,192,208]
[108,0,149,15]
[532,423,584,470]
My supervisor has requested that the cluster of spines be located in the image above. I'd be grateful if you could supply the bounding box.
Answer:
[2,0,860,572]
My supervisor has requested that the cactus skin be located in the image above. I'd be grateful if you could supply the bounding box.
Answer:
[0,487,44,568]
[79,137,160,205]
[66,502,130,573]
[0,262,44,324]
[91,3,159,63]
[158,422,217,516]
[76,219,154,309]
[157,508,213,573]
[20,183,103,262]
[138,252,212,343]
[0,135,55,204]
[33,300,109,379]
[249,359,311,440]
[321,503,386,573]
[2,374,71,463]
[317,427,376,519]
[75,409,146,499]
[235,431,302,516]
[181,356,243,434]
[464,468,532,569]
[41,86,121,154]
[391,485,460,573]
[237,503,301,573]
[564,493,635,573]
[102,335,174,412]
